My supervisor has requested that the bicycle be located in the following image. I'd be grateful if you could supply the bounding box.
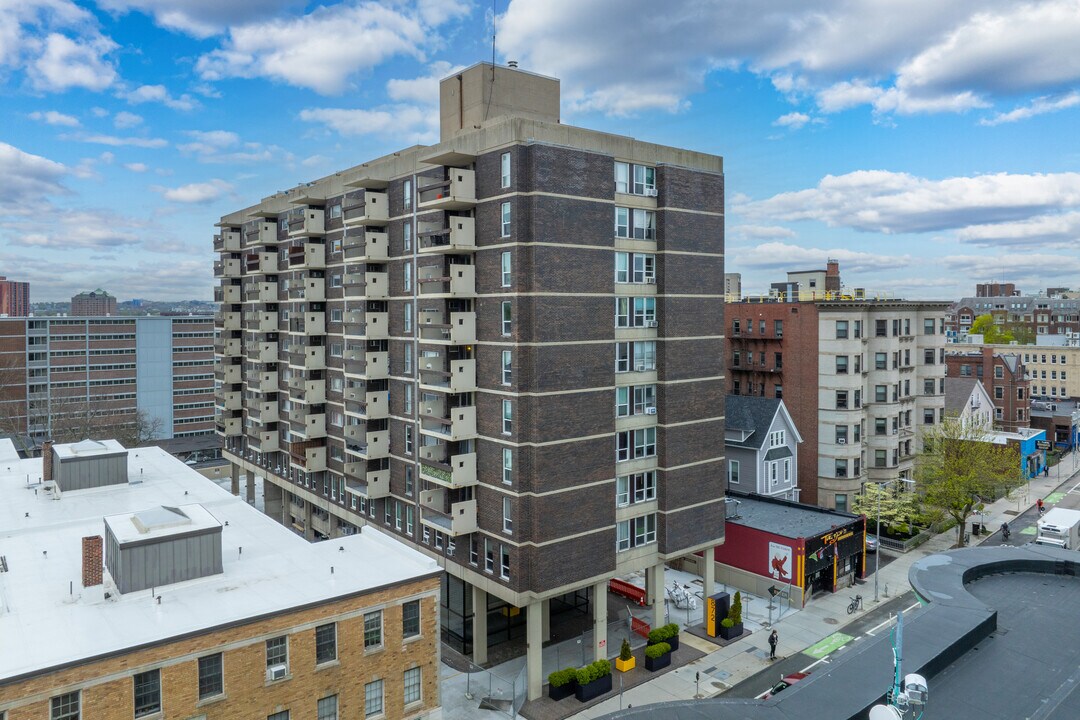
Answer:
[847,594,863,614]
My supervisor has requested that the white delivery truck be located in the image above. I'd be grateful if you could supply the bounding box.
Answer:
[1034,508,1080,550]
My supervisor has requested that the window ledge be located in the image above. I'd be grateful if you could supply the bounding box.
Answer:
[403,634,424,645]
[196,693,227,708]
[315,659,341,672]
[364,645,385,656]
[264,673,293,687]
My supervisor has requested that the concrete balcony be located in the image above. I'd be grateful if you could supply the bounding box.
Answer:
[419,491,477,536]
[292,412,326,439]
[345,349,389,379]
[342,192,388,226]
[288,278,325,303]
[216,337,242,357]
[420,443,448,463]
[288,312,325,336]
[420,452,477,489]
[290,444,327,472]
[216,363,242,384]
[418,356,476,393]
[419,311,476,346]
[248,429,279,453]
[245,251,277,275]
[418,216,475,254]
[343,421,366,443]
[344,389,388,419]
[214,229,241,252]
[417,169,476,211]
[245,221,277,246]
[216,310,241,332]
[249,369,278,393]
[246,340,277,364]
[288,242,326,269]
[345,467,389,499]
[345,429,389,460]
[343,230,388,261]
[419,405,477,442]
[287,209,325,237]
[345,312,388,340]
[217,415,242,436]
[248,311,277,333]
[288,345,325,371]
[213,258,241,278]
[418,264,475,298]
[222,389,242,411]
[343,271,388,299]
[291,378,325,405]
[248,399,277,424]
[215,284,241,304]
[244,280,277,303]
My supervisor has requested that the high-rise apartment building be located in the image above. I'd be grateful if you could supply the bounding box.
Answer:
[0,276,29,316]
[727,298,949,510]
[71,288,118,316]
[0,439,441,720]
[0,316,215,441]
[215,62,727,699]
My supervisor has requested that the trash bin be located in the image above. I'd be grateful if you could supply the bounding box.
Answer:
[971,522,982,536]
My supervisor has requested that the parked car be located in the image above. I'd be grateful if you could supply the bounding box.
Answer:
[762,672,809,699]
[865,535,878,553]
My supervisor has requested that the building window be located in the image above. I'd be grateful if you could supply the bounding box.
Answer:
[500,544,511,578]
[268,713,289,720]
[502,399,512,434]
[774,319,783,337]
[875,449,887,468]
[503,496,513,534]
[502,350,512,385]
[633,164,656,195]
[404,424,414,454]
[403,179,412,210]
[501,251,512,287]
[404,384,414,413]
[836,356,848,374]
[198,653,224,700]
[133,670,161,719]
[317,696,338,720]
[51,692,80,720]
[836,391,848,409]
[615,161,629,193]
[501,301,512,336]
[315,623,337,664]
[924,349,935,365]
[266,636,288,670]
[924,409,935,425]
[615,206,629,237]
[403,600,421,638]
[501,201,512,237]
[404,666,423,705]
[485,538,495,572]
[924,318,935,335]
[835,494,848,513]
[632,208,656,239]
[502,448,513,485]
[617,514,657,550]
[364,679,384,717]
[364,610,382,649]
[403,262,412,292]
[404,221,412,251]
[836,320,848,339]
[836,425,848,444]
[876,319,887,337]
[405,466,414,496]
[728,460,740,485]
[835,459,848,478]
[404,302,413,333]
[875,352,887,370]
[404,343,413,374]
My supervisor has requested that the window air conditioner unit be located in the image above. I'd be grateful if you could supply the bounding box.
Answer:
[645,277,657,284]
[645,189,658,197]
[635,364,646,372]
[646,320,658,328]
[267,664,288,681]
[837,438,846,444]
[645,407,657,415]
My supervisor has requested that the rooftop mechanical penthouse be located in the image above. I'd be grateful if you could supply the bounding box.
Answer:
[214,62,727,700]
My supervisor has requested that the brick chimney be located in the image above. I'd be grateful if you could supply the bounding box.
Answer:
[82,535,103,587]
[42,440,53,482]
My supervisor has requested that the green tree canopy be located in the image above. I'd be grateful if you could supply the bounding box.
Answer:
[851,481,918,528]
[915,416,1025,547]
[969,313,1014,344]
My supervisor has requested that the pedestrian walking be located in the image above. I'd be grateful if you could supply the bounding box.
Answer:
[1045,464,1050,478]
[768,630,778,660]
[1037,498,1045,515]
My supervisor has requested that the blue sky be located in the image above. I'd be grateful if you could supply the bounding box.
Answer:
[3,0,1080,302]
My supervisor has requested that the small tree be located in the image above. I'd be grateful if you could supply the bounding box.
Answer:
[619,638,632,662]
[916,416,1025,547]
[969,314,1014,344]
[729,591,742,624]
[851,481,918,532]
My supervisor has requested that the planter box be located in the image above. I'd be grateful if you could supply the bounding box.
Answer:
[575,674,612,702]
[644,651,671,671]
[548,681,577,701]
[615,656,636,672]
[667,633,679,652]
[719,622,744,641]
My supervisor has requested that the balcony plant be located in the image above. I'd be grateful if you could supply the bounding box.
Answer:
[574,659,613,702]
[615,638,635,672]
[547,668,578,701]
[644,641,672,671]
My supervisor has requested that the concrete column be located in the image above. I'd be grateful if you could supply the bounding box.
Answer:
[526,600,543,701]
[230,463,240,495]
[246,471,256,504]
[593,581,608,662]
[541,598,551,642]
[263,478,284,524]
[703,547,716,602]
[303,501,314,541]
[648,563,666,628]
[472,585,488,666]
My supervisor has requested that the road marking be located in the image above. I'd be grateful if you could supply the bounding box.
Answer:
[804,632,853,659]
[1022,526,1038,535]
[1046,492,1066,504]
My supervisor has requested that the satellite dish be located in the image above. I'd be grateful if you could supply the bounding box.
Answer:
[869,706,902,720]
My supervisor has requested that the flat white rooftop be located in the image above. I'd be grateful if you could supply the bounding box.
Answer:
[0,441,439,682]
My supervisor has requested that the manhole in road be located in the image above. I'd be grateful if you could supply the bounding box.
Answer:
[824,617,840,625]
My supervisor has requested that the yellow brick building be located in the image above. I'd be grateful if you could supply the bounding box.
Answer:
[0,440,442,720]
[978,343,1080,400]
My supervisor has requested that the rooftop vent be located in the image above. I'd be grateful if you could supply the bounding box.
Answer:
[104,503,223,594]
[53,439,128,492]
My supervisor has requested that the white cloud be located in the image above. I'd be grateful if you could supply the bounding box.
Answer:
[943,252,1080,279]
[731,225,798,240]
[196,2,467,94]
[64,132,168,148]
[773,112,810,129]
[176,129,287,164]
[121,84,198,110]
[123,162,149,172]
[955,211,1080,247]
[816,80,886,112]
[113,110,143,128]
[29,32,117,91]
[980,91,1080,126]
[739,170,1080,235]
[0,141,68,208]
[29,109,80,126]
[10,209,142,249]
[386,60,462,104]
[730,242,911,273]
[95,0,303,38]
[299,105,438,143]
[153,179,232,203]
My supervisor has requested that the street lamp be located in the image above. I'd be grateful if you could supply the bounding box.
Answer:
[874,478,915,603]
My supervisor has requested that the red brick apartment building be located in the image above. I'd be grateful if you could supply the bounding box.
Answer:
[944,347,1030,431]
[0,276,29,317]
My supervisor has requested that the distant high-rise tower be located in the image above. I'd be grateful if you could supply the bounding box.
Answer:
[0,276,29,316]
[71,289,117,316]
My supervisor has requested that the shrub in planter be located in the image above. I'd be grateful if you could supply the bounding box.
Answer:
[729,592,742,624]
[647,623,681,650]
[615,639,635,672]
[644,641,672,671]
[719,611,744,640]
[547,668,577,701]
[574,660,613,702]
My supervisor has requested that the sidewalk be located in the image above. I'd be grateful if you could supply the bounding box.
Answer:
[560,452,1080,719]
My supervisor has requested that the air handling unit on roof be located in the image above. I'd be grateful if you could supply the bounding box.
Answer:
[52,439,128,492]
[104,504,223,594]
